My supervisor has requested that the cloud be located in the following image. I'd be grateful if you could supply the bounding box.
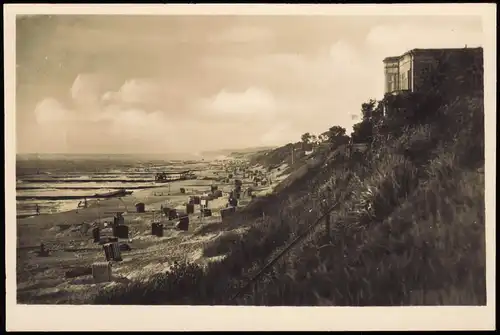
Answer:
[259,122,294,146]
[34,98,69,125]
[19,16,485,154]
[102,79,165,106]
[209,25,274,44]
[70,73,109,105]
[31,76,272,153]
[30,74,181,153]
[328,40,364,76]
[199,18,484,139]
[31,101,181,153]
[200,43,379,136]
[98,106,170,141]
[202,87,277,118]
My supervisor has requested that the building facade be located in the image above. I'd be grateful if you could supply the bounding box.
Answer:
[383,47,483,95]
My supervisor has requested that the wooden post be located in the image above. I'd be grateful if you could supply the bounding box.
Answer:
[97,200,101,224]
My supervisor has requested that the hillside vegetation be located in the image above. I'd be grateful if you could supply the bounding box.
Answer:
[95,58,485,306]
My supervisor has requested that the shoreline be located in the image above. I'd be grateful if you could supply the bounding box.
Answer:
[16,160,286,304]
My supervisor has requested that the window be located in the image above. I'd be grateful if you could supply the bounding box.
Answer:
[392,74,398,91]
[407,69,412,91]
[400,72,407,90]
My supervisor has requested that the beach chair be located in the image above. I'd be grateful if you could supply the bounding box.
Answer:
[103,242,122,262]
[186,203,195,214]
[176,216,190,231]
[92,262,112,283]
[152,222,164,237]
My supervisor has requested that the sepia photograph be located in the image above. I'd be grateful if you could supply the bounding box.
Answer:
[5,3,496,331]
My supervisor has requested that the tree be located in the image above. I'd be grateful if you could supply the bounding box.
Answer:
[361,99,377,120]
[327,126,346,140]
[318,132,329,143]
[326,126,350,147]
[301,132,312,144]
[351,98,385,144]
[351,120,373,144]
[310,135,318,146]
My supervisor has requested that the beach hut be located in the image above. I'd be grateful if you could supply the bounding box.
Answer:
[103,242,122,262]
[135,203,145,213]
[176,216,190,231]
[186,203,195,214]
[92,262,112,283]
[152,222,164,237]
[113,225,129,239]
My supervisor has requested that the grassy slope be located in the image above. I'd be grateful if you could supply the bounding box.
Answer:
[95,92,485,306]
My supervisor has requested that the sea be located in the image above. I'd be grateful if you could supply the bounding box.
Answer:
[15,153,207,218]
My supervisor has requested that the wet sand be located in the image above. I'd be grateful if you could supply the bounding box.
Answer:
[16,160,287,304]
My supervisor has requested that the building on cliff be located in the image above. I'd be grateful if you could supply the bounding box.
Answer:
[383,47,484,96]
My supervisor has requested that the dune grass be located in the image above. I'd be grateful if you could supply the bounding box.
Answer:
[95,91,485,306]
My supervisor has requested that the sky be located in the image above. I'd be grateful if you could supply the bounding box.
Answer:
[15,14,484,154]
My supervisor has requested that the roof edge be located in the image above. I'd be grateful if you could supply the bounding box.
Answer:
[383,47,483,63]
[383,56,400,63]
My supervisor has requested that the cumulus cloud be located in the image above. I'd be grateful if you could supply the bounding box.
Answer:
[203,87,277,118]
[31,75,270,153]
[30,74,181,153]
[102,79,166,107]
[70,73,109,105]
[20,16,485,154]
[199,19,484,139]
[34,98,69,125]
[201,42,380,136]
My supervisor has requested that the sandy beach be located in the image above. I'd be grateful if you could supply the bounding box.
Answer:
[16,159,288,304]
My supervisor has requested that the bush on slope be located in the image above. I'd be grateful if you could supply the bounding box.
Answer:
[95,90,485,306]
